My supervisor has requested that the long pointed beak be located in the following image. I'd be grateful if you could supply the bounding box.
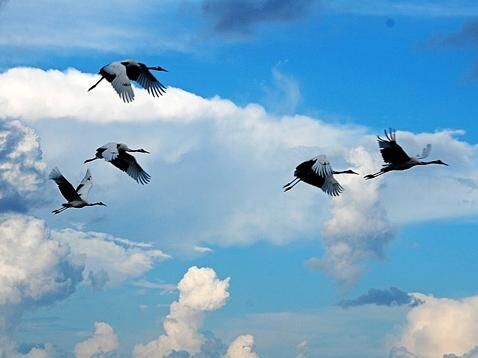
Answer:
[351,171,360,175]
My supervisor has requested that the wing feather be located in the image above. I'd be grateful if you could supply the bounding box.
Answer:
[76,169,93,201]
[107,63,135,103]
[110,152,151,184]
[377,134,411,164]
[49,168,82,202]
[321,176,344,197]
[311,155,333,177]
[135,64,167,97]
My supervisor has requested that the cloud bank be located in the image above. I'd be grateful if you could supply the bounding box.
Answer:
[0,67,475,284]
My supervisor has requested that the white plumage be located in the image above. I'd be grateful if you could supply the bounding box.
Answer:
[88,59,167,103]
[84,142,151,185]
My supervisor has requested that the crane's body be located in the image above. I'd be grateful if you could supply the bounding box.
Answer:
[283,155,358,197]
[49,168,106,214]
[84,142,151,185]
[88,59,167,102]
[365,129,448,180]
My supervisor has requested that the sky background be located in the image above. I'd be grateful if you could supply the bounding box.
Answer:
[1,0,478,357]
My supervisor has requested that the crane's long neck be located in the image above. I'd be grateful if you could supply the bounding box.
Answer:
[88,202,105,207]
[88,76,105,91]
[333,169,358,175]
[418,160,443,166]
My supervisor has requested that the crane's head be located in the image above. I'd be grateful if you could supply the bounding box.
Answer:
[344,169,360,175]
[148,65,167,72]
[94,202,107,206]
[433,159,448,166]
[137,149,150,154]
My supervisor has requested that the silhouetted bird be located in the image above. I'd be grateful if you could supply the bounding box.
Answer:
[84,143,151,184]
[365,129,448,180]
[283,155,358,196]
[49,168,106,214]
[88,60,167,102]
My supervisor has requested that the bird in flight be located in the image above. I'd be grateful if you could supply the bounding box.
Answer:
[283,155,359,196]
[84,143,151,185]
[364,128,448,180]
[49,168,106,214]
[88,60,167,103]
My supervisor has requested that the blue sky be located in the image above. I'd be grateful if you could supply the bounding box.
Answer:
[1,1,478,357]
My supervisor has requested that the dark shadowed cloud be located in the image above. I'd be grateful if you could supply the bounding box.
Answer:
[433,19,478,48]
[338,287,424,308]
[201,0,317,35]
[427,18,478,79]
[444,346,478,358]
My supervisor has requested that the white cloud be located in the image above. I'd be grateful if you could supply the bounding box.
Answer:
[394,293,478,358]
[307,146,394,284]
[133,266,230,357]
[0,214,82,308]
[0,67,476,283]
[51,228,170,288]
[74,322,119,358]
[0,118,46,212]
[296,340,309,358]
[226,335,258,358]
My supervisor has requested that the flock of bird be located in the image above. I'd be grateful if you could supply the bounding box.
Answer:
[49,60,449,213]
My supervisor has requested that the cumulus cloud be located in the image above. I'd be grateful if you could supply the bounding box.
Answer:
[201,0,316,35]
[306,147,395,284]
[445,346,478,358]
[0,67,474,283]
[51,228,170,288]
[225,335,258,358]
[0,214,83,356]
[0,214,83,310]
[0,213,167,355]
[0,118,46,212]
[394,293,478,358]
[338,287,424,308]
[74,322,119,358]
[134,266,230,357]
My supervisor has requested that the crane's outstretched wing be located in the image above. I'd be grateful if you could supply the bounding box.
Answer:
[311,155,333,177]
[76,169,93,201]
[107,63,135,103]
[49,167,82,202]
[416,144,432,159]
[377,129,411,165]
[101,143,120,162]
[110,152,151,185]
[321,176,344,197]
[135,64,167,97]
